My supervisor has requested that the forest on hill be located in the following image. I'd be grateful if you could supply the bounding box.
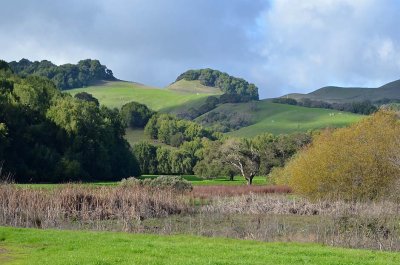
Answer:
[0,60,137,182]
[176,68,259,101]
[9,58,116,90]
[0,59,311,183]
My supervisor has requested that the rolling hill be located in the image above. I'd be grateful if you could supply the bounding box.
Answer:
[68,80,363,140]
[68,80,219,111]
[285,79,400,103]
[197,101,362,137]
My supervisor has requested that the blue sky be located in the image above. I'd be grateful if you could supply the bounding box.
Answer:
[1,0,400,98]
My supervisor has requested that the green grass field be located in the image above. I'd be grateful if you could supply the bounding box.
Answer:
[201,101,363,137]
[68,81,218,111]
[15,176,267,189]
[0,227,398,265]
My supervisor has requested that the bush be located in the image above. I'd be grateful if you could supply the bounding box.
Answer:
[279,111,400,201]
[120,176,193,193]
[120,101,154,128]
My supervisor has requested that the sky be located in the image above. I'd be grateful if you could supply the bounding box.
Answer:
[1,0,400,98]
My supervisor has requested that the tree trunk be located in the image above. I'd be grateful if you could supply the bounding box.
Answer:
[246,175,254,185]
[229,173,234,181]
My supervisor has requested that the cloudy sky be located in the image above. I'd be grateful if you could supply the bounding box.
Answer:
[1,0,400,98]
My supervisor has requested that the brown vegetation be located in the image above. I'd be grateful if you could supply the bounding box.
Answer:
[192,185,291,199]
[0,184,189,231]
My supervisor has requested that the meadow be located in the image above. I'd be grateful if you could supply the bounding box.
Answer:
[218,101,363,137]
[15,175,268,189]
[69,81,363,138]
[68,81,218,111]
[1,227,399,265]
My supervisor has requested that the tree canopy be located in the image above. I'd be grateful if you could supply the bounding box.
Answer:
[278,111,400,201]
[176,68,259,101]
[0,61,138,183]
[9,59,116,90]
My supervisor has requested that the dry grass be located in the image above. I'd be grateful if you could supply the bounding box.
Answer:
[198,194,400,251]
[0,184,189,231]
[192,185,291,199]
[201,194,400,216]
[1,183,399,251]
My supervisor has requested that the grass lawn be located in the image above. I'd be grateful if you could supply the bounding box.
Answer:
[0,227,399,265]
[15,176,267,189]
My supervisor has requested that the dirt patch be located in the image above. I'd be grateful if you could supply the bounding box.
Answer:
[0,247,13,264]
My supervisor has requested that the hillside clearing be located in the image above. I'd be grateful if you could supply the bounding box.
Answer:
[208,101,363,137]
[1,227,398,265]
[68,81,217,110]
[167,79,221,94]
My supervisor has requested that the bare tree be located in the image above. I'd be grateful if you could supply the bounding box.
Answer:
[220,138,260,185]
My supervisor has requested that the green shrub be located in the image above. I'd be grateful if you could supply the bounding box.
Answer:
[120,176,193,193]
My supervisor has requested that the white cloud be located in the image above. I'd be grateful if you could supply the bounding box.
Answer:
[254,0,400,97]
[1,0,400,98]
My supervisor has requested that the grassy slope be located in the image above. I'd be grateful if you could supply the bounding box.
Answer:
[167,79,222,94]
[68,81,217,111]
[198,101,362,138]
[68,81,363,138]
[1,227,399,265]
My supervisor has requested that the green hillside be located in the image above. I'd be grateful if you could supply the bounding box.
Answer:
[167,79,222,94]
[197,101,363,137]
[1,227,398,265]
[286,79,400,103]
[68,81,363,138]
[68,81,218,111]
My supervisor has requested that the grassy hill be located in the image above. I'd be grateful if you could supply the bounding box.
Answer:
[68,81,218,111]
[68,80,363,139]
[197,101,362,137]
[167,79,222,94]
[286,79,400,103]
[1,227,398,265]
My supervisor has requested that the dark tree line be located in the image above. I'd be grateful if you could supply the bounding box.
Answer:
[0,60,138,183]
[272,97,378,115]
[176,68,259,101]
[9,59,116,90]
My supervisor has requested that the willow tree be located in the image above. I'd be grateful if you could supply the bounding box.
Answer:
[280,111,400,201]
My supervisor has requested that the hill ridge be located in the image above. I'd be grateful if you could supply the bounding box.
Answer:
[283,79,400,103]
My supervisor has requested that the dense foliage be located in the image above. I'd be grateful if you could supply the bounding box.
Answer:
[120,101,155,128]
[120,175,193,193]
[0,61,138,182]
[133,139,203,175]
[9,59,116,90]
[177,96,220,120]
[194,133,311,183]
[278,111,400,201]
[176,68,259,101]
[272,97,377,115]
[74,92,99,106]
[144,114,216,147]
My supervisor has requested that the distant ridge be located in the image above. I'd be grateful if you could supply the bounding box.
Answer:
[284,79,400,103]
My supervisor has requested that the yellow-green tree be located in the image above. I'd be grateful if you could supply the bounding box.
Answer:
[280,111,400,201]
